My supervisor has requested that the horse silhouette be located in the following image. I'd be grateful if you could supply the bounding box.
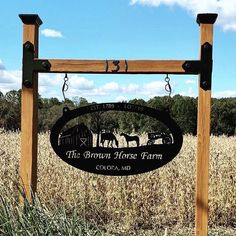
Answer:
[101,132,119,147]
[120,133,139,147]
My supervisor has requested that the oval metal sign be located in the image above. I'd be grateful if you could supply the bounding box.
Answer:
[50,103,183,176]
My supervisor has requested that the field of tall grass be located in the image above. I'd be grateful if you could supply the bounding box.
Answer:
[0,131,235,235]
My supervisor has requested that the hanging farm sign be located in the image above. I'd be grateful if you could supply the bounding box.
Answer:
[50,103,183,176]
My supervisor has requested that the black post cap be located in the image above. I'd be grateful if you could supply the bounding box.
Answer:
[197,13,218,25]
[19,14,43,26]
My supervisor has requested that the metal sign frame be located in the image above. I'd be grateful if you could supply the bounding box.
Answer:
[19,13,217,236]
[50,103,183,175]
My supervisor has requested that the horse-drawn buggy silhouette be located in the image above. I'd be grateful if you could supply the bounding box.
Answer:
[147,132,172,145]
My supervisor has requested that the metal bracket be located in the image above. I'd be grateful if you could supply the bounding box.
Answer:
[182,42,212,90]
[200,42,212,90]
[182,60,201,74]
[23,41,51,87]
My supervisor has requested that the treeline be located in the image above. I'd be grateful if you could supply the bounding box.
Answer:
[0,90,235,136]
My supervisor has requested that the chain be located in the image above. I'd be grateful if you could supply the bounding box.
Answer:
[62,73,69,101]
[164,74,172,111]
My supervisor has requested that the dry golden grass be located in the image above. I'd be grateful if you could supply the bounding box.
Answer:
[0,131,235,235]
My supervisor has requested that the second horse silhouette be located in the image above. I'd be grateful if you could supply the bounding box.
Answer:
[120,133,139,147]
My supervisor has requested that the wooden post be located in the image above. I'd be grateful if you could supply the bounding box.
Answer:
[195,14,217,236]
[19,14,42,202]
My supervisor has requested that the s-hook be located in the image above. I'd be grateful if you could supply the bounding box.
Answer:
[62,73,69,101]
[164,74,172,111]
[164,74,172,97]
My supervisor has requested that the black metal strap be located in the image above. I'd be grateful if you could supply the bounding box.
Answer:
[22,41,51,87]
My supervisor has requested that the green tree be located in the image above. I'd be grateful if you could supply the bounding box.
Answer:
[0,90,21,130]
[72,97,89,107]
[5,90,21,105]
[171,95,197,135]
[144,96,171,133]
[211,98,236,136]
[41,97,61,109]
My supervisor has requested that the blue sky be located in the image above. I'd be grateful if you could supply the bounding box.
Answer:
[0,0,236,102]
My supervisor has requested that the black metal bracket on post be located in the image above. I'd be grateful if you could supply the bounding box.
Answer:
[22,41,51,88]
[196,13,217,91]
[182,42,213,90]
[200,42,212,90]
[182,60,201,74]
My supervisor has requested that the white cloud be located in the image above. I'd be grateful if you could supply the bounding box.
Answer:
[38,73,61,98]
[68,75,94,90]
[88,88,107,96]
[143,80,166,97]
[0,64,21,93]
[116,95,128,102]
[39,86,47,95]
[130,0,236,32]
[123,83,140,93]
[102,82,120,92]
[41,28,63,38]
[0,59,5,70]
[179,86,197,97]
[185,79,196,84]
[38,73,95,100]
[223,23,236,31]
[39,73,59,86]
[74,82,139,98]
[187,87,196,97]
[213,90,236,98]
[58,79,167,99]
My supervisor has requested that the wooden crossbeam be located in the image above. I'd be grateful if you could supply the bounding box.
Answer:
[35,59,200,74]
